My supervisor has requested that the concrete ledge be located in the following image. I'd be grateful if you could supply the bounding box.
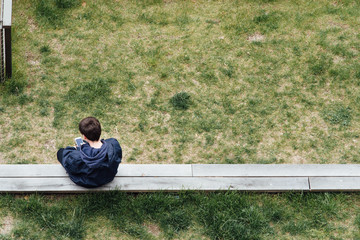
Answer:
[0,164,359,192]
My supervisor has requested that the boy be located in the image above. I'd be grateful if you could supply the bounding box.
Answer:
[57,117,122,188]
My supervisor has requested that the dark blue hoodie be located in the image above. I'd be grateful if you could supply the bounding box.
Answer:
[59,138,122,188]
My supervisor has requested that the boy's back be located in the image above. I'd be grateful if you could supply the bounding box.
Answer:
[57,117,122,188]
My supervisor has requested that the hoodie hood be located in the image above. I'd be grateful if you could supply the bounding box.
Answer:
[80,140,108,168]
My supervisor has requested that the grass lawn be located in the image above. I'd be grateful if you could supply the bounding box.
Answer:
[0,0,360,239]
[1,0,360,164]
[1,192,360,239]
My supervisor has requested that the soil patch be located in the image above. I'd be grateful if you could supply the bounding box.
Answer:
[0,215,14,235]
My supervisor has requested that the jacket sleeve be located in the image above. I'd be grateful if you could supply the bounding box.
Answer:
[62,147,83,174]
[114,138,122,163]
[114,140,122,163]
[106,138,122,163]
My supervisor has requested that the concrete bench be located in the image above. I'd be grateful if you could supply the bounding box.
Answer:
[1,164,360,193]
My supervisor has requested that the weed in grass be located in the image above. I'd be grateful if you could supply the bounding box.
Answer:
[170,92,191,110]
[39,45,51,54]
[322,103,352,127]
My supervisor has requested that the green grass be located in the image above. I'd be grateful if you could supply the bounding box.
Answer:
[0,1,360,238]
[0,192,359,239]
[1,0,360,164]
[170,91,192,110]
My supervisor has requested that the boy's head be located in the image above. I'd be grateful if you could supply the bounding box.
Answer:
[79,117,101,141]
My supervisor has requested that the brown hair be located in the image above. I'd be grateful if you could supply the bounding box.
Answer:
[79,117,101,141]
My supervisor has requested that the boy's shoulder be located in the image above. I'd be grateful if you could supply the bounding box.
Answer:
[104,138,121,153]
[104,138,120,145]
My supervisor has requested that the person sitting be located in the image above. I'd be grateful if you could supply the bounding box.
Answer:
[57,116,122,188]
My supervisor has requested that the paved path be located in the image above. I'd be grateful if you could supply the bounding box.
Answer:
[1,164,359,192]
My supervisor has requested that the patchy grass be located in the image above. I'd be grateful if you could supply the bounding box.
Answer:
[1,0,360,164]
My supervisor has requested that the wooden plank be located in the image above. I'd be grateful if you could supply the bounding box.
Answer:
[0,164,192,177]
[193,164,360,177]
[309,177,360,191]
[0,177,309,192]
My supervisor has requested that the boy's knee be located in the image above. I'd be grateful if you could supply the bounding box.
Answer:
[57,148,64,164]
